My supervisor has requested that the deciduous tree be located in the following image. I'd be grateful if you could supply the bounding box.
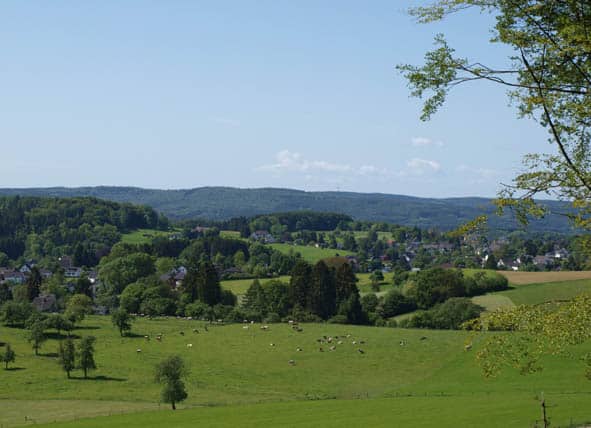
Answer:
[155,355,189,410]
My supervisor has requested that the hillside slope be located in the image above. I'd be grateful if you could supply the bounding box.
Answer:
[0,186,575,233]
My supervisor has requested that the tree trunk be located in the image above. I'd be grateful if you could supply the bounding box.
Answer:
[84,367,88,378]
[541,394,548,428]
[67,370,70,379]
[5,361,7,369]
[172,401,176,410]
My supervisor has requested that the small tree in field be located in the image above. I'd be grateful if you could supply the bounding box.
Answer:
[78,336,96,378]
[28,320,46,355]
[369,271,384,291]
[111,308,133,337]
[58,338,76,378]
[1,343,16,369]
[155,355,189,410]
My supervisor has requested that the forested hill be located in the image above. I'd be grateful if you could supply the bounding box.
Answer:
[0,196,168,262]
[0,186,575,233]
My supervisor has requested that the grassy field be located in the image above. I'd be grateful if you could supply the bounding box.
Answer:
[221,276,291,296]
[120,229,178,245]
[269,243,354,264]
[498,278,591,306]
[219,230,243,240]
[33,393,591,428]
[356,273,394,296]
[221,273,394,297]
[497,270,591,285]
[2,314,591,427]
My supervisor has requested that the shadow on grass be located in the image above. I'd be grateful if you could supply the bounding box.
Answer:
[69,375,127,382]
[73,325,101,330]
[38,352,59,358]
[124,332,147,339]
[4,367,25,371]
[45,332,80,340]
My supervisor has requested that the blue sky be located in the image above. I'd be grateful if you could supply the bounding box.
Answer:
[0,1,552,197]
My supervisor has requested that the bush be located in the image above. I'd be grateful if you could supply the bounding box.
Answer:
[360,293,379,313]
[327,314,348,324]
[405,298,484,330]
[212,304,234,321]
[140,297,176,316]
[184,301,211,319]
[220,289,237,307]
[1,301,35,327]
[264,312,281,323]
[380,290,416,318]
[411,268,466,309]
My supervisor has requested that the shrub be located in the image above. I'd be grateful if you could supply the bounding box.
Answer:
[327,314,348,324]
[380,290,416,318]
[405,298,484,330]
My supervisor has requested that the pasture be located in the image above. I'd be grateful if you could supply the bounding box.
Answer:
[120,229,178,245]
[1,313,591,427]
[269,243,354,264]
[497,270,591,285]
[221,276,291,296]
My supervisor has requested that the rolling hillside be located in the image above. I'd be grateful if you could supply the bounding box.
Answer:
[0,186,576,233]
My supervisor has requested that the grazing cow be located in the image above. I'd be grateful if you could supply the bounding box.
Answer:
[352,340,357,345]
[319,347,324,352]
[464,343,472,351]
[329,346,336,351]
[359,340,365,344]
[399,340,406,346]
[144,335,150,341]
[357,349,365,354]
[243,326,249,329]
[288,360,296,366]
[156,335,162,342]
[180,331,185,336]
[187,343,193,348]
[420,336,427,341]
[204,325,209,332]
[136,349,142,353]
[193,329,199,333]
[270,343,275,347]
[296,347,303,352]
[260,325,269,330]
[337,340,343,345]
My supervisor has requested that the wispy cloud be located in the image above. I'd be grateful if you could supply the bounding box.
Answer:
[456,164,500,180]
[411,137,444,147]
[257,150,389,176]
[209,116,240,127]
[405,158,441,175]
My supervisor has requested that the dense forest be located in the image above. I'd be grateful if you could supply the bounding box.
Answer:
[0,196,168,264]
[0,186,577,234]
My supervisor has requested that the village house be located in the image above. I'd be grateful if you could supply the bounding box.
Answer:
[250,230,276,243]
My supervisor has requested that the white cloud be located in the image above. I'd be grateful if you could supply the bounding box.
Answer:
[258,150,389,177]
[411,137,444,147]
[405,158,441,175]
[209,116,240,127]
[456,164,500,180]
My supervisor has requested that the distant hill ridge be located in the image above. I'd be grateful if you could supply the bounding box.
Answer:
[0,186,575,233]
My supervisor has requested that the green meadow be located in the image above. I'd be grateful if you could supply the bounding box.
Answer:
[269,243,354,264]
[221,276,291,296]
[3,272,591,427]
[120,229,179,245]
